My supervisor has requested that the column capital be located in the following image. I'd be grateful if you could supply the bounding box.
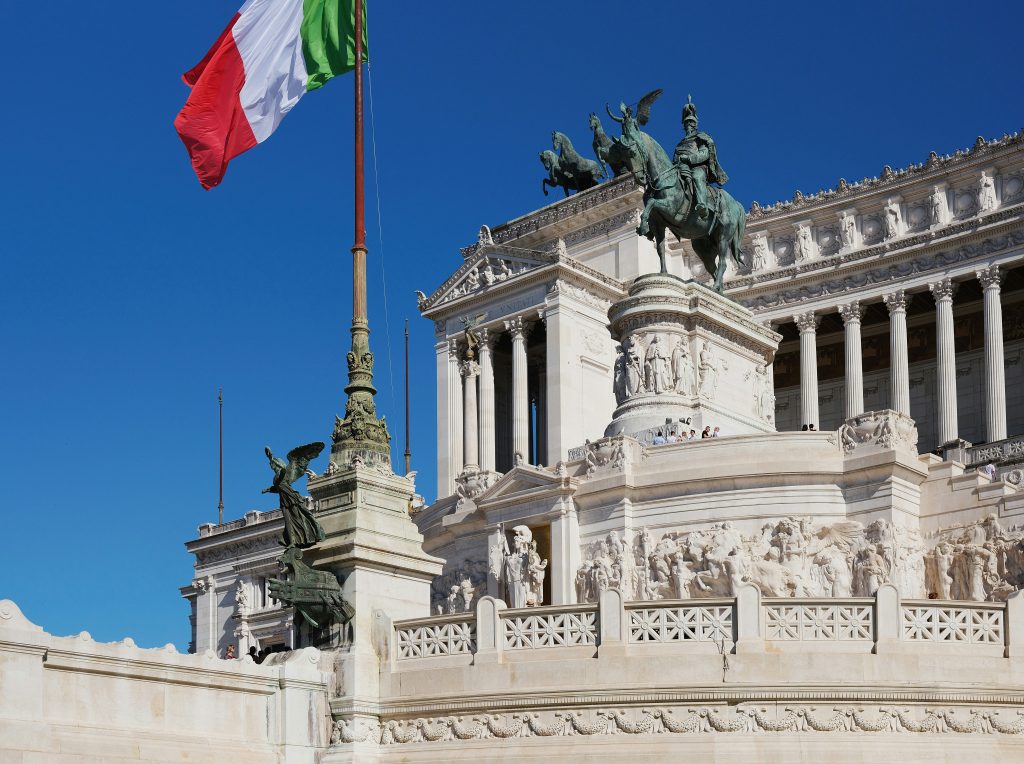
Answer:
[448,338,465,359]
[478,327,497,352]
[504,315,530,339]
[977,265,1003,291]
[883,289,910,315]
[837,302,864,325]
[928,278,958,303]
[793,312,819,333]
[461,359,480,379]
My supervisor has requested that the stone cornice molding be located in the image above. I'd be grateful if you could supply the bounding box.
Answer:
[731,203,1024,303]
[747,129,1023,222]
[737,222,1024,315]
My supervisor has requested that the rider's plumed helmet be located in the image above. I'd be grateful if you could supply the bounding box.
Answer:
[682,95,698,128]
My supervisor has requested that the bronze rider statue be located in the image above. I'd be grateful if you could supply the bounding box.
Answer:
[673,96,728,220]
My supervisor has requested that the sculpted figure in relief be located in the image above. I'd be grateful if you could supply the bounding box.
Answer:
[840,212,857,249]
[625,337,646,395]
[795,225,814,262]
[751,235,770,271]
[979,171,998,213]
[672,336,696,396]
[745,363,774,422]
[698,341,720,399]
[644,335,673,394]
[884,199,902,239]
[613,347,629,405]
[930,186,948,226]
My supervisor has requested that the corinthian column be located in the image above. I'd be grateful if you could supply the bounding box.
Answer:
[883,290,911,416]
[447,339,463,484]
[794,312,820,429]
[478,329,496,473]
[505,316,530,463]
[978,266,1007,441]
[929,279,959,445]
[838,302,865,418]
[462,359,480,470]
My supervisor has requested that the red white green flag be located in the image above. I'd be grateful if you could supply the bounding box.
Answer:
[175,0,368,189]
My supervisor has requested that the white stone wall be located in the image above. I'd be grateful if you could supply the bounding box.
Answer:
[0,600,329,763]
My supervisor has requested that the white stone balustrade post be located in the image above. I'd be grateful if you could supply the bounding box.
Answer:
[506,316,530,463]
[1007,590,1024,658]
[838,302,865,419]
[597,588,627,658]
[734,583,764,654]
[461,359,480,470]
[929,279,959,445]
[474,596,505,665]
[874,583,900,654]
[794,312,820,429]
[447,339,463,490]
[478,329,496,473]
[883,290,911,416]
[549,501,581,606]
[978,266,1007,442]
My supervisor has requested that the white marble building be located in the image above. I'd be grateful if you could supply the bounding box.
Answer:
[8,130,1024,762]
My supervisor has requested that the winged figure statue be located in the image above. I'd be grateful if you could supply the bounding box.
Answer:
[263,441,326,548]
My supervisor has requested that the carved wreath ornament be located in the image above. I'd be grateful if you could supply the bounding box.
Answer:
[331,705,1024,745]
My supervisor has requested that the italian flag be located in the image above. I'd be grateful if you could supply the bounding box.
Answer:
[175,0,367,189]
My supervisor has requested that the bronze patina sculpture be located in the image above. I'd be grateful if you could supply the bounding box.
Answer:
[589,113,630,177]
[268,546,354,635]
[540,131,604,196]
[263,442,326,548]
[608,90,746,292]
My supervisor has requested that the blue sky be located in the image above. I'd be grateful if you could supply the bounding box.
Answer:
[2,0,1021,649]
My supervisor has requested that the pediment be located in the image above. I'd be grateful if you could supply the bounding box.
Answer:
[476,464,578,507]
[420,245,555,311]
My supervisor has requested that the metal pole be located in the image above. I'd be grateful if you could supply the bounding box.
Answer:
[404,318,411,476]
[218,388,224,525]
[351,0,365,321]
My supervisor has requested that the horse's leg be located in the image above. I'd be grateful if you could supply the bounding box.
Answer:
[656,223,668,274]
[713,232,731,293]
[638,196,658,236]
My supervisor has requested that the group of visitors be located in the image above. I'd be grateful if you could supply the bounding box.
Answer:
[222,644,274,663]
[652,425,721,445]
[800,423,818,431]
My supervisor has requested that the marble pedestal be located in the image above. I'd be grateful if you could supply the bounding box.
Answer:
[307,463,443,730]
[605,274,781,438]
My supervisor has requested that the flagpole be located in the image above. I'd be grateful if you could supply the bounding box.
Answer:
[218,388,224,525]
[332,0,390,469]
[404,318,411,476]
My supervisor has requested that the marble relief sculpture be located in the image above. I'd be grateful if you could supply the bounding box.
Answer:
[432,559,489,615]
[644,335,672,394]
[839,211,857,248]
[625,337,645,395]
[750,235,770,271]
[979,170,998,213]
[672,337,696,396]
[795,224,815,262]
[924,515,1023,602]
[745,362,774,422]
[930,186,948,226]
[697,341,722,399]
[884,199,902,239]
[491,525,548,608]
[574,516,931,603]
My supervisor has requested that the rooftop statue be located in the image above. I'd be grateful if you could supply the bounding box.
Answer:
[608,91,746,292]
[540,131,605,197]
[263,442,326,549]
[589,113,630,177]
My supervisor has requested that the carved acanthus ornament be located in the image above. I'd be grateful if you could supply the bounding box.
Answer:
[977,264,1003,291]
[928,278,957,303]
[837,302,863,325]
[793,312,819,334]
[883,289,910,315]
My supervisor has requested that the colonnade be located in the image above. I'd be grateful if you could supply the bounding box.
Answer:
[441,318,533,493]
[791,266,1008,445]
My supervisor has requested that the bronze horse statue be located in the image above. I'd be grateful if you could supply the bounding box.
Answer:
[589,113,630,177]
[610,102,746,292]
[541,131,604,196]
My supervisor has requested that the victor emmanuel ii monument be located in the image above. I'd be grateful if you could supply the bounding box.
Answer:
[6,87,1024,762]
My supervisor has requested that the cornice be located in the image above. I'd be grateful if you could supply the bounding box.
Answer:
[748,130,1024,222]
